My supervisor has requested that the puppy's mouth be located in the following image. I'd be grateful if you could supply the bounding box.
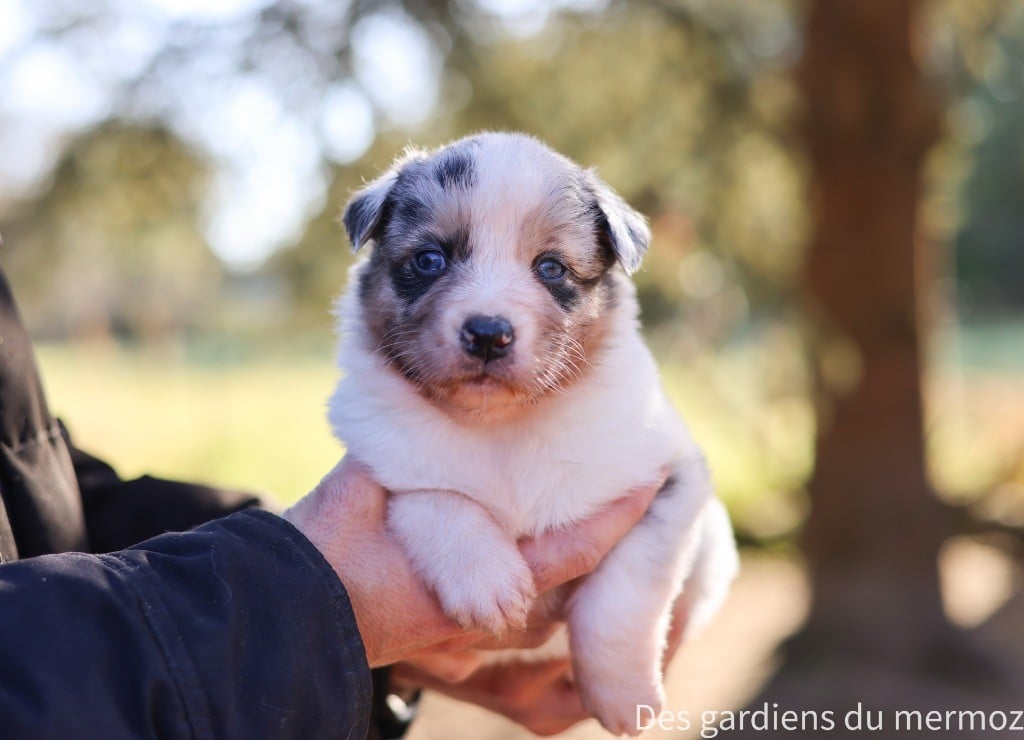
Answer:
[371,328,546,416]
[431,357,535,405]
[464,374,501,385]
[452,368,516,390]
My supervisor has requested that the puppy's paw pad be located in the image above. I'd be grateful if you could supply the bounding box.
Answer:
[435,560,535,635]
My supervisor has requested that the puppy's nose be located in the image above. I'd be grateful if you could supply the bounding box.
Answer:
[460,315,514,362]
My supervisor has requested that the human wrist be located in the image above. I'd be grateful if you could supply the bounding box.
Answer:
[281,490,384,667]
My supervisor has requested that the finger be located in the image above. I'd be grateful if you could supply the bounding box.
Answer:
[472,619,561,651]
[389,660,486,694]
[520,468,669,593]
[408,631,485,657]
[515,656,572,684]
[394,659,588,736]
[403,650,486,684]
[398,657,569,697]
[500,661,587,736]
[526,688,589,737]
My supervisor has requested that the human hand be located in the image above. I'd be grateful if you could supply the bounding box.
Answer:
[282,458,666,668]
[394,657,582,737]
[393,593,692,736]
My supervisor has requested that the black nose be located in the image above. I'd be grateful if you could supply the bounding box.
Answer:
[459,315,515,362]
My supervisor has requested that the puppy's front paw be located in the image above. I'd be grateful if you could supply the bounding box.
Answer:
[388,491,536,636]
[433,556,536,635]
[578,670,664,737]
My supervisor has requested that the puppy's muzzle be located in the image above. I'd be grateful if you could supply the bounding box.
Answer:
[459,315,514,363]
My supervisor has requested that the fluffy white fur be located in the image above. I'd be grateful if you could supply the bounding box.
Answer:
[329,133,738,736]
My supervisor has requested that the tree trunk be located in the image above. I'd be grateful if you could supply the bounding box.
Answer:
[798,0,951,661]
[724,5,1022,734]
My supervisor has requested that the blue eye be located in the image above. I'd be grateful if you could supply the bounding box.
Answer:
[536,258,567,281]
[413,249,447,274]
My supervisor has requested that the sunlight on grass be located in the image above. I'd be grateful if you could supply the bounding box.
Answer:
[35,339,814,524]
[37,343,343,505]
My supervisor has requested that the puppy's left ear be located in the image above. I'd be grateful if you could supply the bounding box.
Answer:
[585,169,651,274]
[341,170,399,252]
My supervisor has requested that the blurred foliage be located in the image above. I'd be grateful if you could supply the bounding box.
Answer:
[2,0,1020,339]
[2,122,219,339]
[919,1,1024,317]
[0,0,806,344]
[268,1,805,346]
[953,9,1024,315]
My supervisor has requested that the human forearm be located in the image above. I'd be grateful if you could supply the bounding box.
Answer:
[0,510,370,740]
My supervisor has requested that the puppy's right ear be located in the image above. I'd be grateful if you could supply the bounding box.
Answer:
[341,170,398,252]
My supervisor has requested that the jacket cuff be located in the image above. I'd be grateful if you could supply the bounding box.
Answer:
[115,508,372,738]
[256,507,372,679]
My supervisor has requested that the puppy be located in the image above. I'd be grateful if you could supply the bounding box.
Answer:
[329,132,738,735]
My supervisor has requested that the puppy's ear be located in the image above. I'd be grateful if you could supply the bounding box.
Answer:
[585,169,651,274]
[341,169,399,252]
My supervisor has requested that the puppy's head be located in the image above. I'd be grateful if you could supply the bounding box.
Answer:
[343,132,650,419]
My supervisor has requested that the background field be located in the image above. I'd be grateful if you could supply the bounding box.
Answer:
[36,320,1024,543]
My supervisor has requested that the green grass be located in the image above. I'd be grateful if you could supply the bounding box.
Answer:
[37,343,343,506]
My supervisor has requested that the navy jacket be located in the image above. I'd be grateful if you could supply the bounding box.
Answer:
[0,263,397,738]
[0,511,372,738]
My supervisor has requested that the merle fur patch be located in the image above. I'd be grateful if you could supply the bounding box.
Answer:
[433,149,475,190]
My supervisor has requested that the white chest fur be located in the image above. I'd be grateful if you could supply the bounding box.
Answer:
[328,270,736,737]
[329,291,695,537]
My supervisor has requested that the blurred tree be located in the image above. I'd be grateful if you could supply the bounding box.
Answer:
[0,0,1019,332]
[954,13,1024,314]
[742,0,1022,722]
[263,133,416,333]
[800,0,949,664]
[2,122,220,341]
[269,1,804,344]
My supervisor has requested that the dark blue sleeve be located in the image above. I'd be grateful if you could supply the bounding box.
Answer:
[0,509,372,740]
